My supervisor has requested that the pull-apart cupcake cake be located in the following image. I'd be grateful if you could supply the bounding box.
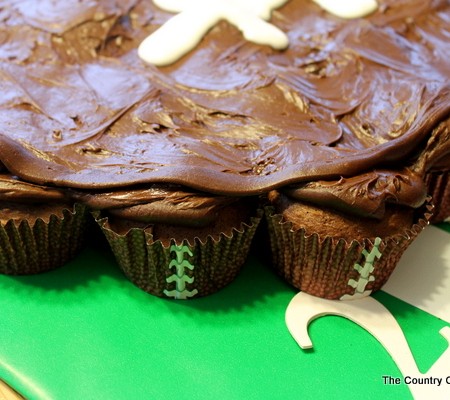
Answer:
[0,0,449,299]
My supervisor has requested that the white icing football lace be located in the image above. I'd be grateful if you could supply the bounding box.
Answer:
[312,0,378,19]
[138,0,378,66]
[138,0,289,66]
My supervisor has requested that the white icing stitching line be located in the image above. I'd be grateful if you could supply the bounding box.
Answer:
[138,0,289,66]
[312,0,378,19]
[138,0,379,66]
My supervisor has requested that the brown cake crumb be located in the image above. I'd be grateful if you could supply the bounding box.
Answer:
[106,198,256,246]
[269,191,415,242]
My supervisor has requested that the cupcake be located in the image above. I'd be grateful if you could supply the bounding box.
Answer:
[0,0,448,299]
[265,172,433,300]
[0,175,89,275]
[88,185,261,298]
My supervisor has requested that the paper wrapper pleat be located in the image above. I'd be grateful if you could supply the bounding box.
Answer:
[425,170,450,223]
[95,210,262,299]
[264,202,432,300]
[0,203,88,274]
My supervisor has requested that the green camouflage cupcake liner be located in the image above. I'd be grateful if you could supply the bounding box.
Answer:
[425,170,450,223]
[0,203,89,274]
[94,210,262,299]
[264,201,432,300]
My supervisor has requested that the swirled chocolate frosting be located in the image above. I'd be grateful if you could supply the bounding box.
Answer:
[0,0,449,220]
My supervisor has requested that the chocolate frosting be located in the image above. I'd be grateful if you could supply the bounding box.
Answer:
[0,0,449,220]
[0,174,237,226]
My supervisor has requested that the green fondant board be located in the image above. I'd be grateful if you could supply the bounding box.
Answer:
[0,224,449,400]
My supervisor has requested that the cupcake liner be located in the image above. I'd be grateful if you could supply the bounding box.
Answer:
[425,170,450,223]
[95,210,262,299]
[264,201,432,300]
[0,203,89,275]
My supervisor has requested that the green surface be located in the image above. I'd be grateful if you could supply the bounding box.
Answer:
[0,225,449,400]
[436,221,450,233]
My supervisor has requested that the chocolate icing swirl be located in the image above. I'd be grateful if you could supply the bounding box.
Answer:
[0,0,449,220]
[0,173,238,226]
